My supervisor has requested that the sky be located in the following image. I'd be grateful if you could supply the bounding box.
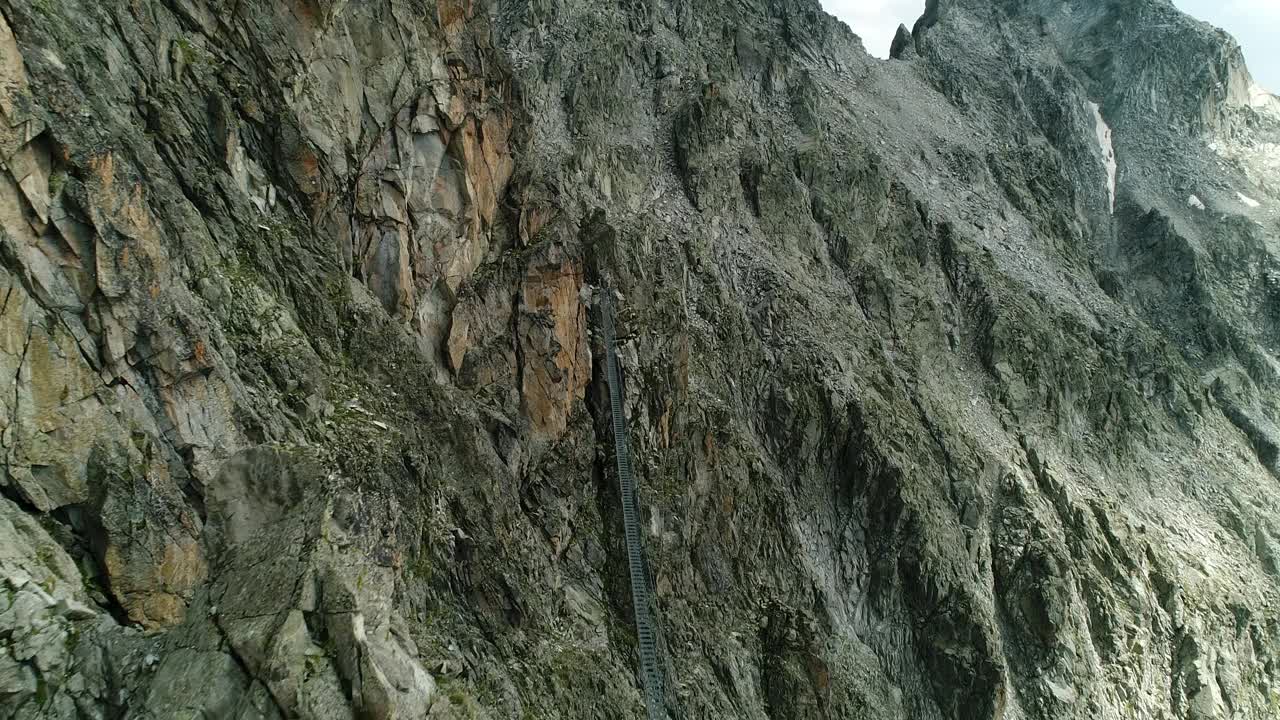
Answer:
[820,0,1280,90]
[820,0,923,59]
[1176,1,1280,90]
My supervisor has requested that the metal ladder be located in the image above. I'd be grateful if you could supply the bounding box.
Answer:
[599,293,666,720]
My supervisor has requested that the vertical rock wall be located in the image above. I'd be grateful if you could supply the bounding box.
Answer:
[0,1,1277,719]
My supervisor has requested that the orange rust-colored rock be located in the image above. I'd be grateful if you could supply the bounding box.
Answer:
[103,532,206,629]
[518,250,589,440]
[437,0,473,33]
[456,112,514,231]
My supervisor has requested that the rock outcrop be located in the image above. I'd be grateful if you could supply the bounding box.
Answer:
[1,0,1278,718]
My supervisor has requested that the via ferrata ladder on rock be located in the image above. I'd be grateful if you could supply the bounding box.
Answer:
[599,292,666,720]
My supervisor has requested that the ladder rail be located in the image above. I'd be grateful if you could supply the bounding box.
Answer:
[599,293,666,720]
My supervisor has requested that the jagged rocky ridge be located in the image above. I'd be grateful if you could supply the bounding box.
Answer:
[1,0,1278,718]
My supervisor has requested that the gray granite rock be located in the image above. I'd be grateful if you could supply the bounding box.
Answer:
[0,0,1277,718]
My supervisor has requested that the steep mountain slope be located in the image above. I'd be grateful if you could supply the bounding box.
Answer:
[0,0,1277,718]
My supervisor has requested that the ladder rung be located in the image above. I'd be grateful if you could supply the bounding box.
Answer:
[599,293,666,720]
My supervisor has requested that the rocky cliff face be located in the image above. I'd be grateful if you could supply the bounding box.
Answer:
[1,0,1278,718]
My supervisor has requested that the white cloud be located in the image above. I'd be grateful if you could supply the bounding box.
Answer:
[821,0,926,58]
[1226,0,1280,14]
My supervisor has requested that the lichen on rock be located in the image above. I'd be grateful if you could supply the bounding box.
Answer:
[0,0,1278,718]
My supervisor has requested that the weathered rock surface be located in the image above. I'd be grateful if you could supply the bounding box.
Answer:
[0,0,1278,718]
